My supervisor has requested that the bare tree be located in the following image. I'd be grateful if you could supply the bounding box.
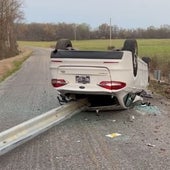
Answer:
[98,23,110,39]
[0,0,23,59]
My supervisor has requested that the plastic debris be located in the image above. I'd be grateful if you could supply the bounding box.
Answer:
[141,102,151,106]
[56,156,63,159]
[96,109,99,113]
[76,140,81,143]
[108,119,116,122]
[106,133,121,138]
[133,95,143,103]
[147,143,156,147]
[140,90,153,98]
[96,109,100,116]
[129,115,135,122]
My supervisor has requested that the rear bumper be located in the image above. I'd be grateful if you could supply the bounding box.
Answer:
[57,88,129,109]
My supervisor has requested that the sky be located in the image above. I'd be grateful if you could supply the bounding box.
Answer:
[23,0,170,29]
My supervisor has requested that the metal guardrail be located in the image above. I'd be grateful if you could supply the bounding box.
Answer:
[0,99,89,156]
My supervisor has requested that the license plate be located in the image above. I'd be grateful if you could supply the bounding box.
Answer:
[76,75,90,84]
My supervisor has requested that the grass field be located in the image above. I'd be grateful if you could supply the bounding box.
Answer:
[18,39,170,58]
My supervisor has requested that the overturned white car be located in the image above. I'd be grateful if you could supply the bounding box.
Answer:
[50,39,149,109]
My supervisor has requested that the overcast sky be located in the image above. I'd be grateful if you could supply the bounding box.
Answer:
[23,0,170,29]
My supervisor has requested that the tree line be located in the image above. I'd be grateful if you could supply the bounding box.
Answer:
[15,23,170,41]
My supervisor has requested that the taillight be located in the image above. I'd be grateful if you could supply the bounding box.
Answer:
[98,81,126,90]
[51,79,67,88]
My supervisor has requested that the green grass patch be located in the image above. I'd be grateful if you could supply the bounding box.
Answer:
[72,39,124,50]
[18,39,170,71]
[18,39,170,57]
[137,39,170,61]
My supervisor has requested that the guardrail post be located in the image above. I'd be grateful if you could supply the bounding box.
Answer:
[154,70,161,83]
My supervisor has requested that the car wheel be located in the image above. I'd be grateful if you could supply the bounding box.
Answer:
[122,39,138,77]
[55,39,72,50]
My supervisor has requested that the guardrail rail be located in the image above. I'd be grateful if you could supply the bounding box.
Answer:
[0,99,89,156]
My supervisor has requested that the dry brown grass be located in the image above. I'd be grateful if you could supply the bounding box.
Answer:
[0,48,32,82]
[149,80,170,99]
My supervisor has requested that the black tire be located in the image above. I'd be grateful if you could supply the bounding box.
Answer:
[122,39,138,77]
[55,39,72,50]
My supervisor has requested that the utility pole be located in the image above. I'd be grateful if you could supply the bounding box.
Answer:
[109,18,112,47]
[74,24,77,41]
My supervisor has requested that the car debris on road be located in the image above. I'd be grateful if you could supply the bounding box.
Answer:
[106,133,122,138]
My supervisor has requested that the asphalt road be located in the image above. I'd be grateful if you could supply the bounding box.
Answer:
[0,47,169,170]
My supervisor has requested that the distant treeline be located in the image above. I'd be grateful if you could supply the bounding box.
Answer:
[15,23,170,41]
